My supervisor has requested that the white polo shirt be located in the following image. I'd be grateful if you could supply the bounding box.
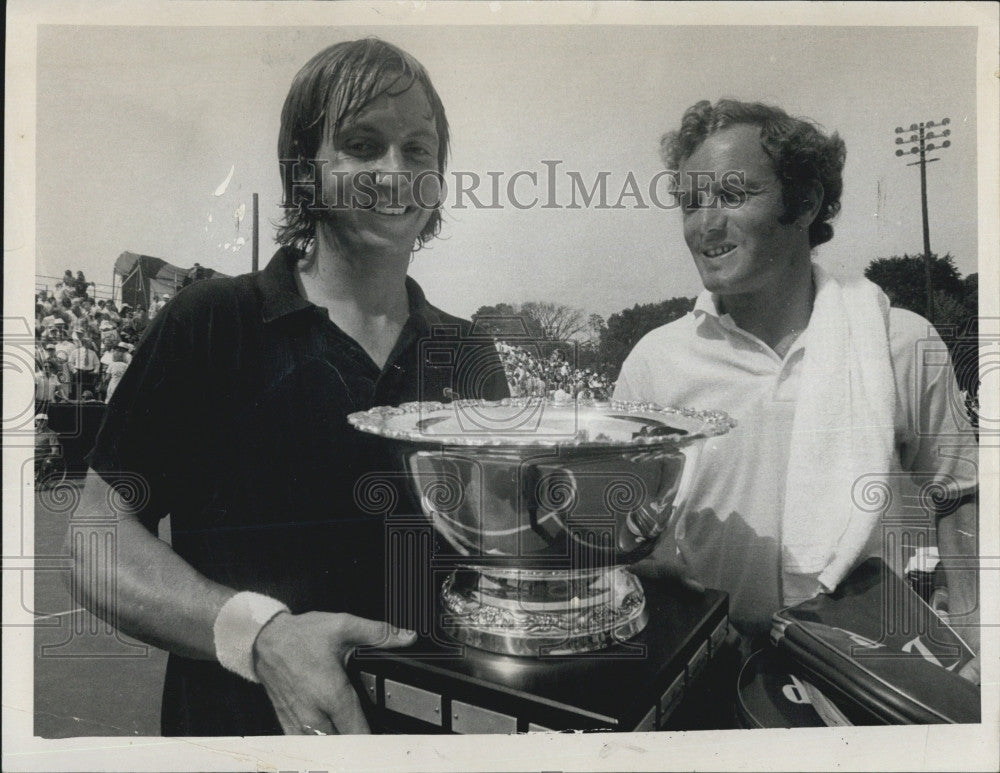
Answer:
[614,291,977,638]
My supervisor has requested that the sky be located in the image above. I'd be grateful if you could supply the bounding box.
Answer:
[35,23,980,321]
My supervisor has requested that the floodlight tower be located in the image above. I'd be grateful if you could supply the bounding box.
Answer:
[894,118,951,322]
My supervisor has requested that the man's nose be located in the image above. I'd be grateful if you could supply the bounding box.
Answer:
[373,147,407,183]
[694,204,726,235]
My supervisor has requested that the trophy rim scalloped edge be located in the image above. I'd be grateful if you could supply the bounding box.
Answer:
[346,398,736,449]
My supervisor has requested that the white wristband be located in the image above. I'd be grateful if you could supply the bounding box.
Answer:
[213,591,290,683]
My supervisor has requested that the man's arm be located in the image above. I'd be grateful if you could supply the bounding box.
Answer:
[891,315,980,680]
[68,471,233,658]
[69,470,416,732]
[936,495,979,666]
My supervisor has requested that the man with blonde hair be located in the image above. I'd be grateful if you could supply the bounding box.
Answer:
[73,37,506,736]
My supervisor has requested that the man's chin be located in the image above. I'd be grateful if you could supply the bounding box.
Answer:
[317,218,425,255]
[696,273,730,296]
[695,265,752,297]
[324,208,429,237]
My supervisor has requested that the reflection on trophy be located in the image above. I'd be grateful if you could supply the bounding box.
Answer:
[349,399,735,657]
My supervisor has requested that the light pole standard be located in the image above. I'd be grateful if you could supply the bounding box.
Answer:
[251,192,259,273]
[894,117,951,322]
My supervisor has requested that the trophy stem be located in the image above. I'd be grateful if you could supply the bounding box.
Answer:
[439,565,648,656]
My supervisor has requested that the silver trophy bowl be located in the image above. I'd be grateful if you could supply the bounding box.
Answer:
[348,398,734,656]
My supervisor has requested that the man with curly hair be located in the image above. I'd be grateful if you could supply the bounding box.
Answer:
[614,100,979,681]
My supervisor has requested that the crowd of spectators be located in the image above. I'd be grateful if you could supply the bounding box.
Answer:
[34,269,173,406]
[35,269,617,408]
[494,341,614,401]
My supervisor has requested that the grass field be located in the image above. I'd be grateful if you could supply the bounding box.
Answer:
[33,483,167,737]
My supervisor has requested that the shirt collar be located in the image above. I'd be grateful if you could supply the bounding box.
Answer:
[693,288,722,320]
[691,262,824,323]
[257,246,441,329]
[403,274,447,335]
[691,263,821,355]
[257,248,313,323]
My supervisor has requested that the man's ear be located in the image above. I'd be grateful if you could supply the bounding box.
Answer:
[798,181,824,228]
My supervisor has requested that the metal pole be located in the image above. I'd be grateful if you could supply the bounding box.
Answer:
[897,118,949,323]
[252,192,259,273]
[918,124,934,322]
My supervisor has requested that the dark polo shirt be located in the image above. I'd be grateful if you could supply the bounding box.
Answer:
[87,248,508,735]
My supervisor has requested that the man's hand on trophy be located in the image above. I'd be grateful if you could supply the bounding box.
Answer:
[253,611,416,734]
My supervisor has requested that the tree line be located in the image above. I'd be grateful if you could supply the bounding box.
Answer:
[864,253,978,398]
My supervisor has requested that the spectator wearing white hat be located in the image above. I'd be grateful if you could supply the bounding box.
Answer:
[102,346,130,403]
[99,316,119,351]
[42,341,71,388]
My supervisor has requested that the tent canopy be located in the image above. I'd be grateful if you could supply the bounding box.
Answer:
[114,251,226,309]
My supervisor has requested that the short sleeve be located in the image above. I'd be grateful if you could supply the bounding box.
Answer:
[86,306,201,530]
[612,348,644,402]
[894,318,978,499]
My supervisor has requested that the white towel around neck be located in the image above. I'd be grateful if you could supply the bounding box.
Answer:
[781,264,896,597]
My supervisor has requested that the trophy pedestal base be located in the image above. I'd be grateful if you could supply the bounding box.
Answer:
[348,581,729,733]
[439,565,649,656]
